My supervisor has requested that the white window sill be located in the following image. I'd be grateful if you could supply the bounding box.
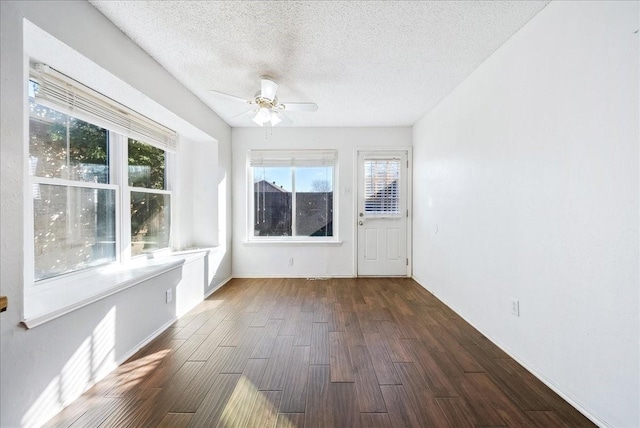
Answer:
[22,248,214,329]
[243,240,343,246]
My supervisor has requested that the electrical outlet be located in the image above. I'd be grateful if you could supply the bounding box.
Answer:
[289,257,294,266]
[511,299,520,317]
[166,289,173,303]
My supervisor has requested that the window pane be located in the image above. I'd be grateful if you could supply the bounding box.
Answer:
[253,167,292,236]
[295,166,333,237]
[364,159,400,215]
[128,139,166,189]
[131,192,170,256]
[29,82,109,183]
[34,184,116,281]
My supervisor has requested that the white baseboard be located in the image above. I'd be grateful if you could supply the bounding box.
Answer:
[115,317,177,366]
[411,276,608,428]
[231,274,354,279]
[206,276,233,298]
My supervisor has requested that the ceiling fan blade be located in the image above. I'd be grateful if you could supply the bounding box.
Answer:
[261,78,278,100]
[278,111,293,125]
[281,102,318,112]
[230,107,257,119]
[207,89,250,104]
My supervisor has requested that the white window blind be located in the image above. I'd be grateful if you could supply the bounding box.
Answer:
[30,63,177,153]
[364,159,400,215]
[249,150,336,167]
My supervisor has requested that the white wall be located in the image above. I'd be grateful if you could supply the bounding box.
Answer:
[412,1,639,427]
[0,1,232,426]
[232,127,411,277]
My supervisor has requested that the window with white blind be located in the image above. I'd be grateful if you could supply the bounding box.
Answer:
[28,64,176,283]
[364,159,401,216]
[249,150,336,240]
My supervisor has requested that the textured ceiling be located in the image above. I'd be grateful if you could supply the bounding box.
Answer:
[89,1,549,128]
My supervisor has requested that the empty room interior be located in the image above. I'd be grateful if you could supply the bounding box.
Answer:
[0,1,638,427]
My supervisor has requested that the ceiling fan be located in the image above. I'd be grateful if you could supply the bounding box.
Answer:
[209,77,318,127]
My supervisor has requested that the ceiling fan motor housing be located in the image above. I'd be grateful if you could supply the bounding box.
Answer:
[254,93,280,109]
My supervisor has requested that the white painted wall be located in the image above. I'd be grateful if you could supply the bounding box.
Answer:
[232,127,411,278]
[0,1,232,426]
[412,1,639,427]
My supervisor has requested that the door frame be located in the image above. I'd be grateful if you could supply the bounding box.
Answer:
[353,147,412,277]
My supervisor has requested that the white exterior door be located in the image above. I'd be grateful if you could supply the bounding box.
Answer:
[357,150,409,276]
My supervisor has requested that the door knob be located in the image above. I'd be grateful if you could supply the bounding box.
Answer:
[358,221,364,226]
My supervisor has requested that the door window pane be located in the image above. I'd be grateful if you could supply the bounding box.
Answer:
[128,138,166,189]
[34,184,116,280]
[130,192,170,256]
[29,82,109,183]
[364,159,400,215]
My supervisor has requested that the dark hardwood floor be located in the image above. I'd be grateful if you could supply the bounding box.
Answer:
[44,278,595,427]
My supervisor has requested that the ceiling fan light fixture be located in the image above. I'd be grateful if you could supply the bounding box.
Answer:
[269,110,281,126]
[253,107,271,126]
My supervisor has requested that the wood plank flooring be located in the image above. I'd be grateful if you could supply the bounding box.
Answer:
[44,278,595,427]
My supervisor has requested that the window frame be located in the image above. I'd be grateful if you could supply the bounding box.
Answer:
[247,150,338,243]
[25,73,175,292]
[126,137,174,259]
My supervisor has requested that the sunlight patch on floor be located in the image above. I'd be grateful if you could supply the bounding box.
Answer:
[219,374,293,428]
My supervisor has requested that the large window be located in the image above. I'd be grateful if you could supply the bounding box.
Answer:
[250,150,336,240]
[28,65,176,284]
